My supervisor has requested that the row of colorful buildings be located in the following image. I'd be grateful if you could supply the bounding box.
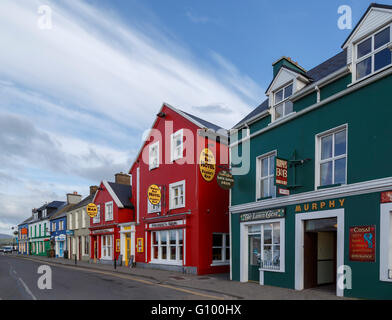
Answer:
[17,3,392,299]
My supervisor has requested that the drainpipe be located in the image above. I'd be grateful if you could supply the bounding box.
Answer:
[315,85,321,103]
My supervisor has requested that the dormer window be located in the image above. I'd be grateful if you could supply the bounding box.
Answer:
[356,25,391,80]
[272,83,293,122]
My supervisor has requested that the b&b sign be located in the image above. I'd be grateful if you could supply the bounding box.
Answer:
[275,158,288,187]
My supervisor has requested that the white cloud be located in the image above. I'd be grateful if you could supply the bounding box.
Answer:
[0,0,263,229]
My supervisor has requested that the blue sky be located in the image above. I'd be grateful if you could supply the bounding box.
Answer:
[0,0,385,234]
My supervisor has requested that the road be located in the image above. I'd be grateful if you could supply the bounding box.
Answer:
[0,254,221,300]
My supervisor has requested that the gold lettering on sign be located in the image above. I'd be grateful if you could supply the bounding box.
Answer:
[339,199,345,206]
[312,203,318,210]
[329,200,335,208]
[304,204,309,211]
[295,205,302,212]
[320,202,326,209]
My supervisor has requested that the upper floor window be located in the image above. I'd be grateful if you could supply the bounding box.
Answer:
[52,222,56,232]
[356,26,391,80]
[171,130,183,162]
[42,209,47,218]
[59,220,64,231]
[256,152,276,200]
[317,126,347,187]
[149,141,160,170]
[272,83,293,122]
[93,205,100,224]
[82,210,87,228]
[169,180,185,210]
[105,202,113,221]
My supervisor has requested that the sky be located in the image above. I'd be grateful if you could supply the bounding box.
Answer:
[0,0,383,235]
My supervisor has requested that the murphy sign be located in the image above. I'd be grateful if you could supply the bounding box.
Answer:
[240,208,285,222]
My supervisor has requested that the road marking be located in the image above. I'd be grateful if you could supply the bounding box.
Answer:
[18,278,37,300]
[19,257,224,300]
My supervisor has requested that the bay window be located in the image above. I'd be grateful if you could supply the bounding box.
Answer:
[317,126,347,187]
[272,82,294,121]
[356,25,392,80]
[151,229,183,264]
[256,152,276,200]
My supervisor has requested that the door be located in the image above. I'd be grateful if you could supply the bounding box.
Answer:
[248,234,261,282]
[78,237,81,261]
[125,234,131,266]
[304,232,318,289]
[59,241,63,257]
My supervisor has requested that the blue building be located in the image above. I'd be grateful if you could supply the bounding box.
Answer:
[18,217,32,255]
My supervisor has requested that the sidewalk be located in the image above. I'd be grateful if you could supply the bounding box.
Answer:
[12,253,348,300]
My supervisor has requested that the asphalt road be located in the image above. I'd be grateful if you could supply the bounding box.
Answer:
[0,254,217,300]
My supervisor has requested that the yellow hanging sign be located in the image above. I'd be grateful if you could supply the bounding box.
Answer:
[86,203,98,218]
[148,184,162,205]
[199,148,216,182]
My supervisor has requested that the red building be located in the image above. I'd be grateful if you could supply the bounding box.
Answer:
[90,173,134,264]
[129,103,230,275]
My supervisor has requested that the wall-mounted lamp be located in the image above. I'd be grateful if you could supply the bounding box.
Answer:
[157,112,166,118]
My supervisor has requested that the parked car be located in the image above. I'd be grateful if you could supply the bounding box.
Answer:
[2,246,13,253]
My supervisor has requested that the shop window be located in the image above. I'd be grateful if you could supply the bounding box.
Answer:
[84,236,89,255]
[355,25,392,81]
[93,205,100,224]
[256,152,276,200]
[151,229,183,264]
[316,126,347,188]
[272,82,294,122]
[171,129,183,162]
[105,202,113,221]
[169,181,185,210]
[212,233,230,264]
[101,235,113,260]
[149,141,160,170]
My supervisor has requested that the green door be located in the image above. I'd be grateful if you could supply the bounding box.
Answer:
[248,234,261,282]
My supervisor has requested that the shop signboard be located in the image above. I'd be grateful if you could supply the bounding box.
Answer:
[199,148,216,182]
[86,203,98,218]
[349,225,376,262]
[275,158,288,187]
[240,209,285,223]
[148,185,162,205]
[217,170,235,190]
[149,220,185,229]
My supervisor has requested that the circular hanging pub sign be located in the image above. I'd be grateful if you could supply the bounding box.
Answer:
[148,184,162,205]
[217,170,235,190]
[86,203,98,218]
[199,148,216,182]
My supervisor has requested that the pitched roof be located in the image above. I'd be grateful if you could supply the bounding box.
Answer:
[18,216,33,226]
[37,201,65,212]
[183,111,226,133]
[107,182,134,209]
[341,3,392,48]
[69,194,94,212]
[234,49,348,129]
[50,203,77,220]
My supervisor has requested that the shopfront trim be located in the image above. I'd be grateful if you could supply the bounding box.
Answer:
[380,202,392,283]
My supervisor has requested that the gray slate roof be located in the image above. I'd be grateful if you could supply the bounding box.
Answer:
[183,111,226,133]
[107,182,134,209]
[50,203,76,220]
[70,194,94,211]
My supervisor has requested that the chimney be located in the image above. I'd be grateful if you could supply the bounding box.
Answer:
[90,185,99,196]
[67,191,82,204]
[115,172,131,185]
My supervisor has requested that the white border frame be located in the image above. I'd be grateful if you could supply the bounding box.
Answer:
[380,202,392,282]
[240,218,285,285]
[104,201,114,222]
[170,129,184,162]
[295,208,344,297]
[255,150,277,201]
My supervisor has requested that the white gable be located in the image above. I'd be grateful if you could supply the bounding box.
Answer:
[345,7,392,64]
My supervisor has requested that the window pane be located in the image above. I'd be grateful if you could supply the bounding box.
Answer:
[269,177,275,198]
[152,232,158,245]
[261,178,269,198]
[226,248,230,260]
[357,38,372,58]
[178,231,183,245]
[275,103,284,120]
[320,161,333,186]
[153,246,158,259]
[284,101,293,115]
[275,89,283,103]
[375,27,390,50]
[269,156,275,175]
[264,226,272,245]
[334,130,346,156]
[334,158,346,185]
[273,246,280,267]
[170,246,176,260]
[321,135,333,160]
[179,245,183,261]
[273,223,280,245]
[375,48,392,71]
[169,230,176,245]
[213,234,223,247]
[356,57,372,79]
[161,246,167,260]
[263,246,272,266]
[161,232,167,245]
[225,234,230,246]
[213,248,223,261]
[262,158,268,177]
[248,225,260,234]
[284,84,293,98]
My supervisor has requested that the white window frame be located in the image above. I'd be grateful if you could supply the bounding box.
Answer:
[169,180,186,210]
[82,210,86,228]
[380,203,392,282]
[93,205,100,224]
[211,233,230,266]
[52,222,56,232]
[354,24,392,82]
[42,209,47,218]
[170,129,184,162]
[271,82,294,122]
[59,220,64,231]
[101,235,113,260]
[149,141,160,170]
[105,201,114,221]
[256,151,277,201]
[315,124,348,189]
[151,229,184,265]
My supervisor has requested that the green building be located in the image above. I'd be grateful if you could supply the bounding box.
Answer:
[229,3,392,299]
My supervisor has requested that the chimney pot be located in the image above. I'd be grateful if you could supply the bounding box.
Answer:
[90,185,99,196]
[115,173,131,185]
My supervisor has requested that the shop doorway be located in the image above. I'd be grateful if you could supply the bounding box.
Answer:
[125,234,131,267]
[303,218,337,291]
[248,234,261,282]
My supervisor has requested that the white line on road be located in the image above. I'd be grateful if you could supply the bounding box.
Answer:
[18,278,37,300]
